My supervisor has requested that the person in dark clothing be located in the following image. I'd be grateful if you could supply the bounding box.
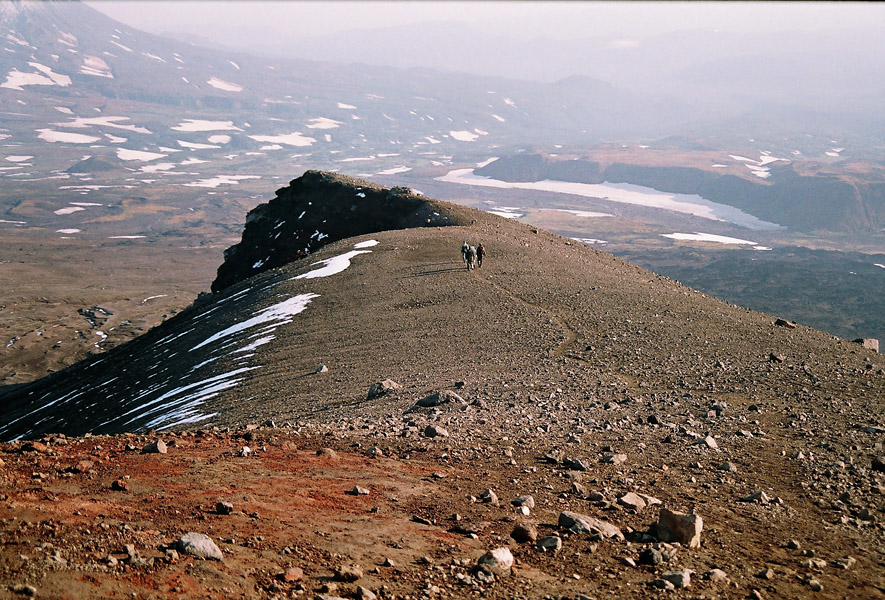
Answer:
[476,243,485,268]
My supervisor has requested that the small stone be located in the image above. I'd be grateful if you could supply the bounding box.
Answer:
[176,532,223,561]
[602,453,627,464]
[11,584,37,597]
[617,492,647,511]
[661,570,691,589]
[872,456,885,473]
[650,579,675,591]
[367,379,400,399]
[741,491,771,503]
[622,557,637,567]
[510,523,538,544]
[700,435,719,450]
[832,556,856,570]
[756,567,775,580]
[316,447,338,459]
[558,511,623,540]
[315,364,329,373]
[511,495,535,509]
[787,539,802,550]
[705,569,728,582]
[718,461,737,472]
[656,507,703,548]
[423,424,449,438]
[638,547,664,565]
[769,353,786,363]
[334,563,363,582]
[111,479,129,491]
[809,579,824,592]
[20,442,48,453]
[536,536,562,553]
[476,547,514,577]
[415,390,463,407]
[216,501,234,515]
[348,486,370,496]
[356,586,377,600]
[802,558,827,570]
[238,446,251,457]
[141,440,167,454]
[479,489,498,505]
[278,566,303,582]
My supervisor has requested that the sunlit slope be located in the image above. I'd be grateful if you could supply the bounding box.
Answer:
[1,174,881,440]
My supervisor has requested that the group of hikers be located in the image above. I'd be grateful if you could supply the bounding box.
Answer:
[460,241,485,270]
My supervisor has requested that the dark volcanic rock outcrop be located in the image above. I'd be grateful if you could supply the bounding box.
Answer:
[211,170,468,292]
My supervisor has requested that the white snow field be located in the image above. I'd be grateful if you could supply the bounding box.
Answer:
[438,168,784,230]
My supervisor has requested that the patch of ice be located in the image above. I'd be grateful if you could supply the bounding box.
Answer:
[56,228,81,234]
[437,168,784,230]
[80,56,113,78]
[354,240,379,249]
[307,117,343,129]
[109,40,132,52]
[183,175,260,188]
[54,116,152,134]
[54,206,85,215]
[172,119,243,132]
[191,293,319,351]
[5,155,33,162]
[662,232,758,245]
[551,209,613,218]
[248,132,316,147]
[140,162,176,173]
[503,98,517,107]
[376,166,411,175]
[491,114,506,122]
[207,77,242,92]
[260,144,283,151]
[178,140,219,150]
[208,134,231,144]
[450,130,479,142]
[116,148,167,162]
[337,102,356,109]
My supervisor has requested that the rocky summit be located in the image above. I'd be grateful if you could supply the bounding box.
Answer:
[0,172,883,599]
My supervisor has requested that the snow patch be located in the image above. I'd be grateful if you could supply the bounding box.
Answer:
[116,148,167,162]
[207,77,242,92]
[248,132,316,147]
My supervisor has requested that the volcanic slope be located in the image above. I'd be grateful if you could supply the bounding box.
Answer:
[0,172,883,599]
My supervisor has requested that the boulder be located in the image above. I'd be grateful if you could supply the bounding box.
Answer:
[141,440,167,454]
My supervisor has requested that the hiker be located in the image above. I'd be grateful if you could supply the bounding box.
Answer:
[466,245,477,270]
[461,241,469,267]
[476,243,485,268]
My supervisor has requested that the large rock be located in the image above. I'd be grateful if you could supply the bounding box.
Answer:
[558,511,624,540]
[656,508,703,548]
[175,532,223,561]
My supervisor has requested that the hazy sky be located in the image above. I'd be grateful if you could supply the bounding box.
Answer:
[86,1,881,43]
